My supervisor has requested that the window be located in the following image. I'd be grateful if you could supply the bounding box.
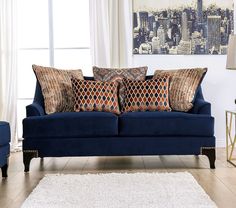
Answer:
[17,0,91,138]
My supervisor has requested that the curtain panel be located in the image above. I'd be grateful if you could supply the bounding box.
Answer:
[89,0,132,68]
[0,0,18,150]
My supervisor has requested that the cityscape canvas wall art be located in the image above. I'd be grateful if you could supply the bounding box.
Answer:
[133,0,234,55]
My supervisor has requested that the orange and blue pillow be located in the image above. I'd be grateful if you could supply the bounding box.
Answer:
[71,77,120,114]
[122,76,171,112]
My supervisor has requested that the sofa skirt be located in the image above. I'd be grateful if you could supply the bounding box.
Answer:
[23,136,215,157]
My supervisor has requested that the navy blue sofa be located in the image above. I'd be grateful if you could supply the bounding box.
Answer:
[22,76,215,172]
[0,121,10,178]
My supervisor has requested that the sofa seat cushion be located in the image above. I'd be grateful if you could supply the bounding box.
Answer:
[23,112,118,138]
[119,111,214,137]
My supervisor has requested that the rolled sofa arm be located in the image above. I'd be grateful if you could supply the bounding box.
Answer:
[26,102,45,117]
[192,99,211,115]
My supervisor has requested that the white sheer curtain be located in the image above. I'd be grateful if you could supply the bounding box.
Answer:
[0,0,18,150]
[89,0,132,68]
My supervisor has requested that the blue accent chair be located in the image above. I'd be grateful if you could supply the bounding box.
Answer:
[0,121,10,178]
[22,76,216,172]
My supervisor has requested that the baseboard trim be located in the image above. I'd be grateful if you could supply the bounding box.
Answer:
[216,139,225,148]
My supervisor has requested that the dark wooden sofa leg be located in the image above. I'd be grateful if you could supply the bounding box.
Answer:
[23,150,38,172]
[1,164,8,178]
[201,148,216,169]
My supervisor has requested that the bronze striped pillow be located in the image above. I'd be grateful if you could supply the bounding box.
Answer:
[93,66,148,109]
[33,65,84,114]
[153,68,207,112]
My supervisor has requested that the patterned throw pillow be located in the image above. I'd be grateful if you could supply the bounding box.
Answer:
[153,68,207,112]
[71,77,120,114]
[93,66,148,108]
[122,77,171,112]
[32,64,84,114]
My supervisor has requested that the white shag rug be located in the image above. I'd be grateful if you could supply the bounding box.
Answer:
[21,172,217,208]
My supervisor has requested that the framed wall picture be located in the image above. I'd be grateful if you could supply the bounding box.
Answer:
[133,0,234,55]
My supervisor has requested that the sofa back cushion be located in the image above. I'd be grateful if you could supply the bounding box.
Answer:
[71,77,120,114]
[33,65,84,114]
[122,76,171,112]
[153,68,207,112]
[93,66,147,108]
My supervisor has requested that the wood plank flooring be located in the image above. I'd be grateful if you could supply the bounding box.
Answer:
[0,148,236,208]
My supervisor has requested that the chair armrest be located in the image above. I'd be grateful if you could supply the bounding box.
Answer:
[26,102,45,117]
[192,99,211,115]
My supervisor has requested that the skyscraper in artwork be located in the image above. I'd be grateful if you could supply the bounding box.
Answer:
[197,0,203,24]
[133,13,138,28]
[207,16,221,53]
[181,12,189,41]
[156,25,165,46]
[139,12,149,30]
[178,12,191,55]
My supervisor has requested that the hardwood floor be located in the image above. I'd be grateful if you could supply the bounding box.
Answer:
[0,148,235,208]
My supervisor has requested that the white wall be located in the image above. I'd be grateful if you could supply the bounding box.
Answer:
[133,54,236,147]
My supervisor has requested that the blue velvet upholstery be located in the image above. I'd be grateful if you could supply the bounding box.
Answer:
[0,122,10,146]
[23,112,118,138]
[119,111,214,137]
[0,121,10,177]
[22,76,216,171]
[23,136,215,157]
[26,102,45,117]
[190,99,211,115]
[0,145,10,167]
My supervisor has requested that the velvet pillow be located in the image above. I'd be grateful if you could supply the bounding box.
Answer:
[71,77,120,114]
[32,64,84,114]
[93,66,148,108]
[122,76,171,112]
[153,68,207,112]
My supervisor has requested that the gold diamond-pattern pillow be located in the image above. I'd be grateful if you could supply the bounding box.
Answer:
[153,68,207,112]
[71,77,120,114]
[33,64,84,114]
[93,66,148,108]
[122,77,171,112]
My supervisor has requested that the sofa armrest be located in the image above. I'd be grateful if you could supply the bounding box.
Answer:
[26,102,45,117]
[192,99,211,115]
